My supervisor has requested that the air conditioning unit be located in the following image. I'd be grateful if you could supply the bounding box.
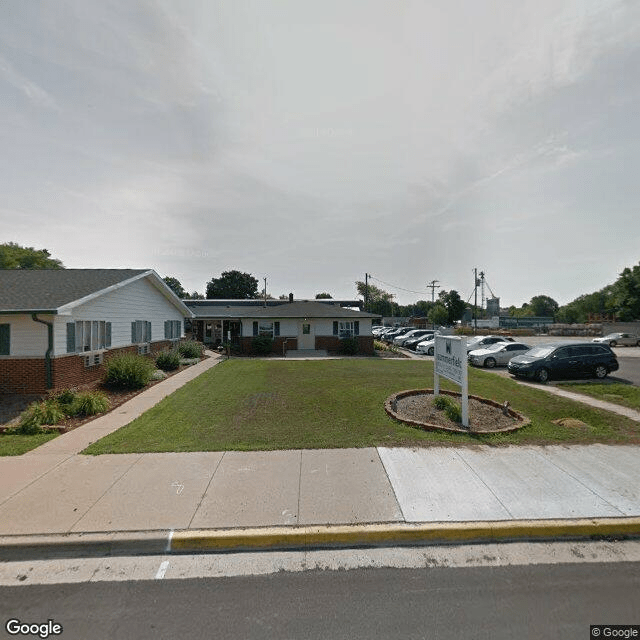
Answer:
[84,353,103,368]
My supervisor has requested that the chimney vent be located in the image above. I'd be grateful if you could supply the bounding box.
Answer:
[289,293,294,303]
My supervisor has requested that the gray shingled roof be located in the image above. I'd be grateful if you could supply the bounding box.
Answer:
[0,269,149,312]
[187,300,379,319]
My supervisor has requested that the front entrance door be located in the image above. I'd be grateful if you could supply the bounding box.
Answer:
[298,321,314,349]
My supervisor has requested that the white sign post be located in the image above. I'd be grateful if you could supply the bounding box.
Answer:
[434,335,469,428]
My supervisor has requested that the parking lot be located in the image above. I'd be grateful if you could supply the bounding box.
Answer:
[402,335,640,387]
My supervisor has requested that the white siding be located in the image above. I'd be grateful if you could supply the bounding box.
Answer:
[240,318,298,337]
[239,317,373,338]
[314,318,373,336]
[52,277,185,356]
[0,314,51,357]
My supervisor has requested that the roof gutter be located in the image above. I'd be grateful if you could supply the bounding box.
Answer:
[31,314,54,390]
[0,309,58,315]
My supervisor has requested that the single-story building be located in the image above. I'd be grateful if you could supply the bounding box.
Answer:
[0,269,193,394]
[185,297,378,355]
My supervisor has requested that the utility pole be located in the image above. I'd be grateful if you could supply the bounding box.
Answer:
[263,277,267,308]
[426,280,440,304]
[427,280,440,329]
[364,273,369,312]
[473,268,478,331]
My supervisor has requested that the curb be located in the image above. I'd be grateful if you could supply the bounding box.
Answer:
[2,518,640,560]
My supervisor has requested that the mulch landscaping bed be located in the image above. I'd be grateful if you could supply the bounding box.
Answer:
[388,390,529,434]
[0,357,209,433]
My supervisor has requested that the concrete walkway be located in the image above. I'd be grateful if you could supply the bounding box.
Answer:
[1,352,640,557]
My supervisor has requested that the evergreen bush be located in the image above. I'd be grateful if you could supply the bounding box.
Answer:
[339,337,359,355]
[177,340,204,359]
[155,350,181,371]
[104,354,155,390]
[251,336,273,355]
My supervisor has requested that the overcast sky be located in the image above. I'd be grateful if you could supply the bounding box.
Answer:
[1,1,639,307]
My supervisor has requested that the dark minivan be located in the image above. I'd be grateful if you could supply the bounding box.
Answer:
[507,342,619,383]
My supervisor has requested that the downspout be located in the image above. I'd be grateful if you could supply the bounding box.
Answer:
[32,314,53,390]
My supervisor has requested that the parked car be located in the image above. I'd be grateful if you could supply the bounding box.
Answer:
[403,331,437,350]
[393,329,435,347]
[416,337,437,355]
[507,342,619,383]
[464,335,515,353]
[383,327,414,343]
[593,332,640,347]
[468,342,532,368]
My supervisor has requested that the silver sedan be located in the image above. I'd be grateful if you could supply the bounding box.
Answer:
[593,333,640,347]
[468,342,532,368]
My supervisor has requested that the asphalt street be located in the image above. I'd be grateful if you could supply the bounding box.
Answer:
[2,561,639,640]
[613,356,640,386]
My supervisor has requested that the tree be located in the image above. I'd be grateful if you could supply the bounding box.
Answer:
[206,270,259,299]
[529,295,559,318]
[163,276,187,299]
[0,242,64,269]
[612,263,640,321]
[189,291,205,300]
[438,290,467,324]
[413,300,435,318]
[355,281,394,316]
[428,303,448,326]
[315,292,332,299]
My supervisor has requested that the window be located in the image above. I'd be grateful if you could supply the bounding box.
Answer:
[252,321,280,337]
[0,324,9,355]
[259,321,274,337]
[131,320,152,344]
[67,321,110,353]
[333,320,360,338]
[338,321,360,338]
[164,320,182,339]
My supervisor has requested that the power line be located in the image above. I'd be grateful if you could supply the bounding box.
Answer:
[368,275,432,296]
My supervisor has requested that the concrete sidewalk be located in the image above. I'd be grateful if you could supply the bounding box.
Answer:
[1,443,639,557]
[1,352,640,557]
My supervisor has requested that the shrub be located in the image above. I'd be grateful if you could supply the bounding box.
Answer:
[155,350,181,371]
[339,337,359,355]
[55,388,77,406]
[70,391,110,417]
[17,399,64,434]
[444,402,462,423]
[374,340,399,353]
[251,336,273,356]
[432,395,451,410]
[177,340,204,359]
[432,395,462,423]
[104,354,155,390]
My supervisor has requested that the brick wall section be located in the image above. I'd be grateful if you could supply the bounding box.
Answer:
[315,336,375,355]
[239,335,374,355]
[0,359,48,394]
[0,340,175,395]
[239,337,298,355]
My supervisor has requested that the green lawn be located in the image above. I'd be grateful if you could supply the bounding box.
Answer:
[556,382,640,412]
[82,359,640,455]
[0,432,58,456]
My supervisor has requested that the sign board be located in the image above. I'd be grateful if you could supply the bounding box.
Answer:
[434,335,469,428]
